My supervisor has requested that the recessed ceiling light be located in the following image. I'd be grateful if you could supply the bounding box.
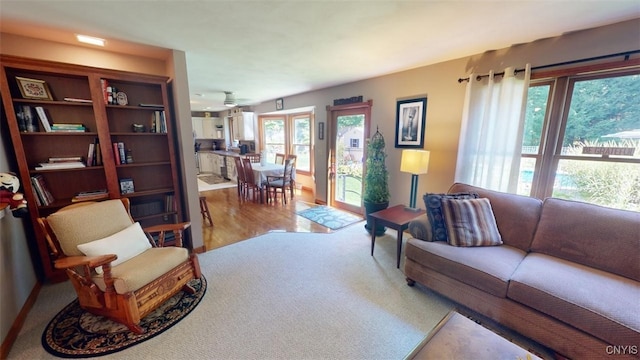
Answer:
[76,34,105,47]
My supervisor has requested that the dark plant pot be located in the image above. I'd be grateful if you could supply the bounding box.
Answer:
[363,200,389,236]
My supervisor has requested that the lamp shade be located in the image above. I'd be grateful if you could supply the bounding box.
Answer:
[400,150,430,175]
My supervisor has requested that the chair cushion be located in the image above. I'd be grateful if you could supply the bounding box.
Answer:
[47,200,133,256]
[423,192,479,242]
[92,247,189,294]
[77,222,151,274]
[441,197,503,247]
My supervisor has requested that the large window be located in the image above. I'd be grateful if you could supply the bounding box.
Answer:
[259,112,312,173]
[518,67,640,211]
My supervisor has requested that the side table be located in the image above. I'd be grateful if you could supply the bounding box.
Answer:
[369,204,425,268]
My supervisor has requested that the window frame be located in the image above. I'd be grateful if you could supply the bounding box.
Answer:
[523,65,640,202]
[258,111,313,175]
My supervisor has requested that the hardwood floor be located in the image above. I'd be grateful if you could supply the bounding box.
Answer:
[198,186,332,251]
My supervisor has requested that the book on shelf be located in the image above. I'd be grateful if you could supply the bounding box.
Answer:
[34,106,52,132]
[72,189,108,202]
[112,143,121,164]
[117,142,126,164]
[150,110,167,133]
[35,161,86,170]
[87,143,95,167]
[63,97,92,103]
[119,178,135,194]
[16,105,37,132]
[51,123,86,132]
[30,175,55,206]
[48,156,83,163]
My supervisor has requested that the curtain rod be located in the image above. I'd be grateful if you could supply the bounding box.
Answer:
[457,50,640,83]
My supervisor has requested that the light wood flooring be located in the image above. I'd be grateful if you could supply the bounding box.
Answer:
[198,186,332,251]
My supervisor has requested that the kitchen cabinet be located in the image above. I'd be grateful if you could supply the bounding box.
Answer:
[198,152,216,173]
[193,117,223,139]
[229,109,255,141]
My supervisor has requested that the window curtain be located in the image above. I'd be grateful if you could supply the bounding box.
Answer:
[454,64,531,193]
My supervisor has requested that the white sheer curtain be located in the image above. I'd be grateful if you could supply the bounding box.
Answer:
[454,64,531,193]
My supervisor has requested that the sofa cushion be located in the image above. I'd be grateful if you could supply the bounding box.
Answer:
[508,253,640,345]
[441,197,502,247]
[405,239,526,297]
[408,214,432,241]
[448,183,543,251]
[92,247,189,294]
[531,197,640,282]
[423,192,479,242]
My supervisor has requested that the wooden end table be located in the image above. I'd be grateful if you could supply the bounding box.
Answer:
[369,204,425,268]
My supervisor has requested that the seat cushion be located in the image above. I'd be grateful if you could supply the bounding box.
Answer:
[405,239,526,297]
[47,199,133,256]
[508,253,640,345]
[92,247,189,294]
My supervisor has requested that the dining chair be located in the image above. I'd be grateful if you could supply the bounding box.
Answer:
[245,153,261,163]
[286,154,297,198]
[266,159,294,204]
[274,153,286,165]
[242,158,263,202]
[234,156,246,199]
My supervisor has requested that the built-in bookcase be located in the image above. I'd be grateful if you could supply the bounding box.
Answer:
[0,55,184,282]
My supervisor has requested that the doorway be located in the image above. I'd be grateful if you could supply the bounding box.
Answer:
[327,101,372,214]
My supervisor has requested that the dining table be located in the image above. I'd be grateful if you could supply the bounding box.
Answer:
[250,162,296,203]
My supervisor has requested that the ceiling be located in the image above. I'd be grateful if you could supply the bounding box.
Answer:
[1,1,639,112]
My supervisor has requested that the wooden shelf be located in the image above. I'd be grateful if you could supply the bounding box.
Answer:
[0,54,184,282]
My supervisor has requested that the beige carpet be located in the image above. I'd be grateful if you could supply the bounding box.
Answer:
[7,222,455,359]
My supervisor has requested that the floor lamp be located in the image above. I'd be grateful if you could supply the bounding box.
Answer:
[400,149,430,211]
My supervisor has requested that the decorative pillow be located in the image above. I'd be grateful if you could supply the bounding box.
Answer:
[424,192,479,242]
[76,222,152,274]
[441,197,503,247]
[408,214,432,241]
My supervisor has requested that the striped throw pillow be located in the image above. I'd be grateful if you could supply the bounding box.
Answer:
[441,197,503,247]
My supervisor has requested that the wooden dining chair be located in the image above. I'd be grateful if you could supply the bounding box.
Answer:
[286,154,297,198]
[266,159,294,204]
[234,156,246,199]
[245,153,261,163]
[242,158,263,202]
[274,153,286,165]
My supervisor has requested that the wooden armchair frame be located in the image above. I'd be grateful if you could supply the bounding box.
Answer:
[37,198,201,334]
[266,159,294,204]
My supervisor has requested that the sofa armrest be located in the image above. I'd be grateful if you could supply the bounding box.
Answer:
[408,214,433,241]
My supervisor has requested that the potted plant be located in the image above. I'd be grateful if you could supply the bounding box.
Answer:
[363,128,390,235]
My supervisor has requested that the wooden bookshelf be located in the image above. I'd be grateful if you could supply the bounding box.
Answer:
[0,55,184,282]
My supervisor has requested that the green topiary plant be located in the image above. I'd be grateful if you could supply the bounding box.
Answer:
[363,128,390,235]
[363,129,390,203]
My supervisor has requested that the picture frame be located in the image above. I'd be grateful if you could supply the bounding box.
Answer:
[395,97,427,148]
[16,76,53,100]
[119,178,135,194]
[276,98,283,110]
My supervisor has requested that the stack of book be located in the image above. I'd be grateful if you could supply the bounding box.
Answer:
[30,175,55,206]
[51,123,86,132]
[35,156,86,170]
[150,110,167,133]
[72,189,108,202]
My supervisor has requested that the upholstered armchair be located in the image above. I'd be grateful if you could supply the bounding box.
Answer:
[37,198,201,334]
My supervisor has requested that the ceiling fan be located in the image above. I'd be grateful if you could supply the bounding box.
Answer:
[223,91,237,107]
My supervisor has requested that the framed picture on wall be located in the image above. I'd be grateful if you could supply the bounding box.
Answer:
[395,97,427,148]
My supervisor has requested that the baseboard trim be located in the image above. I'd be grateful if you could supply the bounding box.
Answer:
[0,281,42,359]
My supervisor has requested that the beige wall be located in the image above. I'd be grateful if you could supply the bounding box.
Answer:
[252,18,640,206]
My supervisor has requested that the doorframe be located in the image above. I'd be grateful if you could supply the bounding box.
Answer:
[326,100,372,214]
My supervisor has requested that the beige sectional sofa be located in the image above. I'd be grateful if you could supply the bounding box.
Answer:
[404,183,640,359]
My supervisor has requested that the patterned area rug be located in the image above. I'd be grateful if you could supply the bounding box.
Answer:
[297,205,363,230]
[42,277,206,358]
